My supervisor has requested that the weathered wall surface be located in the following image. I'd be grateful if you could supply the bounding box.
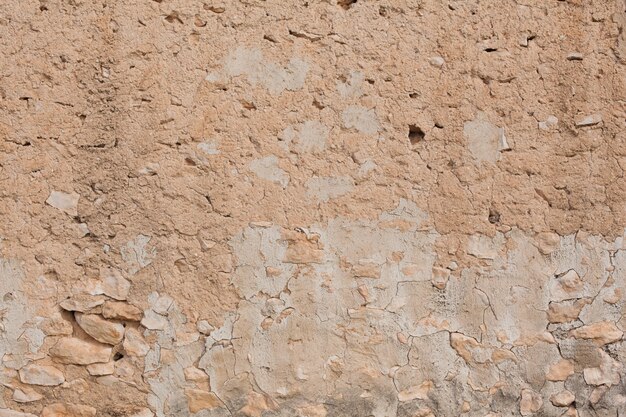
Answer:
[1,0,626,416]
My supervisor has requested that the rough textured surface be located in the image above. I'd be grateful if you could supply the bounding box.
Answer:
[1,0,626,416]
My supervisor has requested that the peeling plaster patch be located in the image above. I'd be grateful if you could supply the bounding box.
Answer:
[280,121,329,154]
[197,141,220,155]
[342,106,380,135]
[336,71,364,98]
[305,176,354,202]
[121,234,157,275]
[224,47,309,95]
[0,260,36,369]
[229,225,295,299]
[463,113,505,163]
[249,156,289,188]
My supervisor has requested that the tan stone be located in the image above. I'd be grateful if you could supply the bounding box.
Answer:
[239,392,276,417]
[534,232,560,254]
[41,403,96,417]
[549,270,583,301]
[520,389,543,416]
[59,294,105,312]
[583,350,622,386]
[99,268,131,300]
[49,338,112,365]
[546,359,575,381]
[86,361,115,376]
[0,410,37,417]
[550,391,575,407]
[46,191,80,216]
[398,380,433,402]
[122,328,149,357]
[12,387,43,403]
[18,364,65,386]
[570,321,623,345]
[39,315,73,336]
[75,313,125,345]
[431,266,450,289]
[184,389,222,413]
[547,299,590,323]
[102,301,143,321]
[184,366,209,383]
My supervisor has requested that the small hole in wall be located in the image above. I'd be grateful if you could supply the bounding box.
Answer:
[338,0,357,10]
[113,353,124,361]
[408,125,425,145]
[488,209,500,224]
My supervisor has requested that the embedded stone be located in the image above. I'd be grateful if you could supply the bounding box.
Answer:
[570,321,623,345]
[575,113,602,126]
[102,301,143,322]
[520,389,543,416]
[86,362,115,376]
[49,338,112,365]
[546,359,575,381]
[122,328,149,357]
[12,387,43,403]
[99,268,131,300]
[18,364,65,386]
[46,191,80,216]
[550,391,575,407]
[0,410,37,417]
[185,389,223,413]
[75,313,125,345]
[59,294,105,312]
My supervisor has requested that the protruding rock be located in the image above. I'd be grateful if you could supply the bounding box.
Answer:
[566,52,584,61]
[41,403,96,417]
[49,338,112,365]
[185,389,223,413]
[123,328,149,357]
[39,315,73,336]
[12,387,43,403]
[534,232,560,254]
[86,362,114,376]
[575,113,602,127]
[99,268,131,300]
[550,391,575,407]
[546,359,575,381]
[520,389,543,415]
[398,381,433,401]
[547,299,590,323]
[583,349,622,386]
[539,115,559,130]
[18,364,65,386]
[549,270,583,301]
[0,410,38,417]
[46,191,80,216]
[102,301,142,321]
[75,313,124,345]
[59,294,105,312]
[570,321,623,345]
[196,319,214,335]
[431,267,450,290]
[429,56,445,68]
[141,310,168,330]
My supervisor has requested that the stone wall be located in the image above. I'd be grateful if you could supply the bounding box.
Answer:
[1,0,626,416]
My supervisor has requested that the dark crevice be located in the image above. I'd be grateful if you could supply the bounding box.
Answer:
[408,125,425,145]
